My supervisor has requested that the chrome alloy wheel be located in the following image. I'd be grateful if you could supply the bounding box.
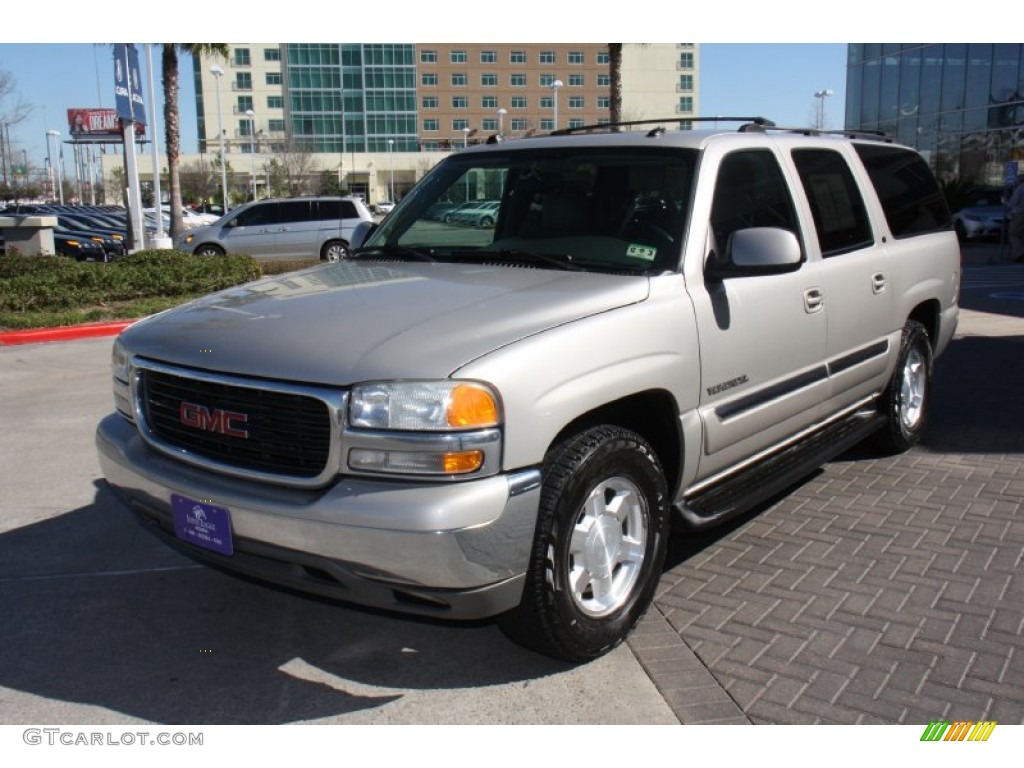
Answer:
[567,476,648,618]
[899,346,927,431]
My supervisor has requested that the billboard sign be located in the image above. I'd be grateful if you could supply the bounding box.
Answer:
[67,108,145,142]
[113,43,146,124]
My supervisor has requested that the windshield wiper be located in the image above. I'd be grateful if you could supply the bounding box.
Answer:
[350,244,437,263]
[449,249,584,271]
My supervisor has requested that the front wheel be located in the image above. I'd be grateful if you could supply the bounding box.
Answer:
[499,425,669,662]
[320,240,349,262]
[873,320,933,454]
[193,244,225,257]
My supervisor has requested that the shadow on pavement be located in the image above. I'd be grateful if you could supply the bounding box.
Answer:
[0,483,570,724]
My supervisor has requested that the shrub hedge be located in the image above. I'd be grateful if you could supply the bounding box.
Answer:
[0,249,263,313]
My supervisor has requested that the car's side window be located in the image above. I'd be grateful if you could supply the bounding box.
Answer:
[792,149,874,257]
[710,149,800,251]
[853,144,951,238]
[277,201,314,224]
[232,203,275,227]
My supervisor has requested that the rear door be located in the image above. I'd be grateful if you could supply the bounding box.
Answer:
[788,146,895,412]
[273,200,318,258]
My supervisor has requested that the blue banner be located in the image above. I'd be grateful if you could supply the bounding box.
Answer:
[113,44,147,125]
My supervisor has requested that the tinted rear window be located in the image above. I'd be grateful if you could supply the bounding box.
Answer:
[316,200,359,220]
[854,144,950,238]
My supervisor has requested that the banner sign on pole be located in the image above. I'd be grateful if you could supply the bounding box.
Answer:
[113,44,147,125]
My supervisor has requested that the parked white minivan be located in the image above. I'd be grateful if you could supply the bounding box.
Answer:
[177,196,373,261]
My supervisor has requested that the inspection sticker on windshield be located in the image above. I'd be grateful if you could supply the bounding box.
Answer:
[626,244,657,262]
[171,494,234,556]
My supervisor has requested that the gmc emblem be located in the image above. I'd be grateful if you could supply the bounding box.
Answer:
[179,401,250,439]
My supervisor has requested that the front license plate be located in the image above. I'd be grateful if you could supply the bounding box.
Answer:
[171,494,234,556]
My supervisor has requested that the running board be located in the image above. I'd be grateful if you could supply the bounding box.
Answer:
[675,407,885,530]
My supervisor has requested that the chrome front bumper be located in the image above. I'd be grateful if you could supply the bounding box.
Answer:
[96,414,540,619]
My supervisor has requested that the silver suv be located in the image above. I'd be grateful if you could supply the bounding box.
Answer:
[98,118,960,662]
[176,196,373,261]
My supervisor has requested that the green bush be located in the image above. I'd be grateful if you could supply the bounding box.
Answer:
[0,249,262,314]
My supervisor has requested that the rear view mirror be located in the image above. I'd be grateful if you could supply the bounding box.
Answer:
[349,220,377,251]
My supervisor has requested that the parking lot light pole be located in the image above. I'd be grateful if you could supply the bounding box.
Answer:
[210,64,229,211]
[245,109,256,201]
[497,107,507,137]
[814,88,834,130]
[46,130,63,204]
[550,80,564,132]
[387,139,394,204]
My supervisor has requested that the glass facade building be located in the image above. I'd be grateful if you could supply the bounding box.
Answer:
[286,44,419,153]
[847,44,1024,185]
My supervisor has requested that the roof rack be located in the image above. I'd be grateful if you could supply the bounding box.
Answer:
[547,117,893,144]
[549,116,776,137]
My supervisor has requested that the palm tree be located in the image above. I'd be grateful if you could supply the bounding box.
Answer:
[608,44,623,128]
[162,44,228,241]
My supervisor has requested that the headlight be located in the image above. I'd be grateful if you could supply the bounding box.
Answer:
[111,338,134,421]
[346,380,502,478]
[182,234,195,245]
[349,380,500,431]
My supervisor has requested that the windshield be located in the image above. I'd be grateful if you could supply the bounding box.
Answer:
[363,146,697,274]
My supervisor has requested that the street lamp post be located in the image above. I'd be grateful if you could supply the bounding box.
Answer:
[814,88,834,130]
[46,130,63,204]
[210,64,229,211]
[550,79,564,132]
[497,107,507,137]
[245,109,257,201]
[387,139,394,204]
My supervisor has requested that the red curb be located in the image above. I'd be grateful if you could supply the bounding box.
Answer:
[0,320,136,346]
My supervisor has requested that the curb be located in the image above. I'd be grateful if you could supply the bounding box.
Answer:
[0,320,136,347]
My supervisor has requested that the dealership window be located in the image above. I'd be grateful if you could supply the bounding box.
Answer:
[266,72,282,86]
[267,96,283,110]
[451,73,467,87]
[423,118,439,131]
[481,73,498,87]
[481,50,497,63]
[421,73,438,86]
[233,48,251,66]
[510,50,526,64]
[511,74,526,87]
[422,95,438,108]
[540,51,555,64]
[420,49,437,63]
[268,119,285,133]
[264,48,280,62]
[235,72,252,90]
[451,50,467,63]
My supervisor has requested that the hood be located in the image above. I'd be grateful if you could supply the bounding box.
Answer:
[121,260,649,385]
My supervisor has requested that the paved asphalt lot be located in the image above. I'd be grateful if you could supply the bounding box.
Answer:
[1,245,1022,730]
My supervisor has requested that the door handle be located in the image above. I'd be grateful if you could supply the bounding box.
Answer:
[872,272,888,294]
[804,287,825,313]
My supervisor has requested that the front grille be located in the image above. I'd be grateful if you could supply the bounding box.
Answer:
[140,368,332,478]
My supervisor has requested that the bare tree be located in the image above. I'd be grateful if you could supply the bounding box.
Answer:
[267,138,318,197]
[178,155,219,206]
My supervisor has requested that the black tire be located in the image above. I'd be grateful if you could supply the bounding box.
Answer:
[499,425,669,662]
[320,240,348,262]
[194,244,225,257]
[873,320,933,454]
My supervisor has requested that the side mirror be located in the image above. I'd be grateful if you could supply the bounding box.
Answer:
[349,220,377,251]
[706,227,802,280]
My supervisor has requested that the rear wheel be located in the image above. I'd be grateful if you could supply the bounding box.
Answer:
[320,240,348,262]
[873,320,932,454]
[499,425,669,662]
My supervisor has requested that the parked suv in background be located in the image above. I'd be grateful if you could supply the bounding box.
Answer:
[98,118,960,662]
[177,196,373,261]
